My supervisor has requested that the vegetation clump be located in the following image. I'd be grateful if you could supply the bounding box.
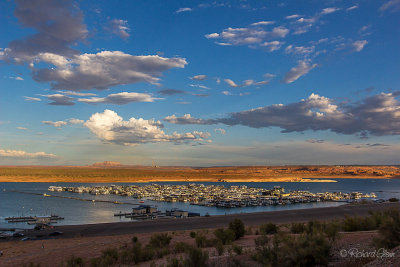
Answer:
[228,219,245,240]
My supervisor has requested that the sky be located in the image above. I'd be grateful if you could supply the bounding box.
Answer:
[0,0,400,166]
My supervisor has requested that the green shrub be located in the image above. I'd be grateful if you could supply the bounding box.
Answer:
[190,231,196,238]
[195,233,207,248]
[389,198,399,202]
[149,233,172,248]
[215,241,224,256]
[290,223,306,234]
[232,244,243,255]
[167,257,184,267]
[374,208,400,249]
[184,246,208,267]
[66,256,84,267]
[260,223,278,235]
[173,241,188,253]
[214,228,236,245]
[132,236,138,243]
[229,219,245,240]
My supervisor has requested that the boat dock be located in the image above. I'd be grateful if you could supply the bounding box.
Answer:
[5,215,64,224]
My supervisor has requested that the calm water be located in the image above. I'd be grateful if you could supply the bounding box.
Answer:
[1,179,399,229]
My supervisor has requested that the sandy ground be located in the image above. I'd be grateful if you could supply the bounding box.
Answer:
[1,202,399,266]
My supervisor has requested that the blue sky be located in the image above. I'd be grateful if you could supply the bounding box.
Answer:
[0,0,400,166]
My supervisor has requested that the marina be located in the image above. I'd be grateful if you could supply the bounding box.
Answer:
[1,180,399,229]
[51,183,377,208]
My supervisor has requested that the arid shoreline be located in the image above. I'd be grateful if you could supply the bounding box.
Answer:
[0,165,399,183]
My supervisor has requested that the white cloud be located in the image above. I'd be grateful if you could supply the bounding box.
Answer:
[352,40,368,52]
[68,118,84,124]
[206,24,289,47]
[380,0,400,13]
[0,149,57,159]
[346,5,358,11]
[176,7,192,13]
[24,96,41,101]
[285,45,315,56]
[321,7,341,15]
[262,41,284,51]
[222,91,232,96]
[282,60,318,84]
[224,79,239,88]
[33,51,187,91]
[59,91,97,96]
[10,76,24,80]
[224,78,269,88]
[285,14,301,19]
[78,92,159,105]
[84,110,210,145]
[16,127,28,130]
[251,21,275,26]
[108,19,130,39]
[189,84,210,90]
[190,75,207,80]
[205,33,219,39]
[42,120,68,127]
[165,91,400,137]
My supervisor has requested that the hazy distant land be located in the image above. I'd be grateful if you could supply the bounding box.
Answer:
[0,162,399,182]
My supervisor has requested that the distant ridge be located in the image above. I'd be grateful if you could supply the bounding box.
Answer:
[92,161,122,167]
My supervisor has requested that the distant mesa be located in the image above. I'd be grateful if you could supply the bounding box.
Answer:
[92,161,122,167]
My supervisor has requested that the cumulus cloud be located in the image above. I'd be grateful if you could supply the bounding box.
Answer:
[176,7,192,13]
[107,19,130,39]
[10,76,24,80]
[3,0,87,62]
[59,91,97,96]
[42,120,68,127]
[285,45,315,56]
[206,24,289,47]
[165,92,400,137]
[190,75,207,80]
[24,96,41,101]
[158,89,186,95]
[164,114,216,125]
[0,149,57,159]
[205,33,219,39]
[282,60,318,83]
[84,110,210,145]
[69,118,84,124]
[16,127,28,130]
[32,51,187,91]
[352,40,368,52]
[78,92,159,105]
[40,94,75,106]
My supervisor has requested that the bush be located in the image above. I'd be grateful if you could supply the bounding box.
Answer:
[66,256,84,267]
[173,242,188,253]
[215,241,224,256]
[229,219,245,240]
[389,198,399,202]
[195,233,207,248]
[290,223,306,234]
[260,223,278,235]
[374,208,400,249]
[214,228,236,245]
[253,231,332,267]
[184,246,208,267]
[232,244,243,255]
[149,233,172,248]
[167,257,184,267]
[189,231,196,238]
[132,236,138,243]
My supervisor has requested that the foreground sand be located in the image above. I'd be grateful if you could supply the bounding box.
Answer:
[1,202,399,266]
[1,165,399,182]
